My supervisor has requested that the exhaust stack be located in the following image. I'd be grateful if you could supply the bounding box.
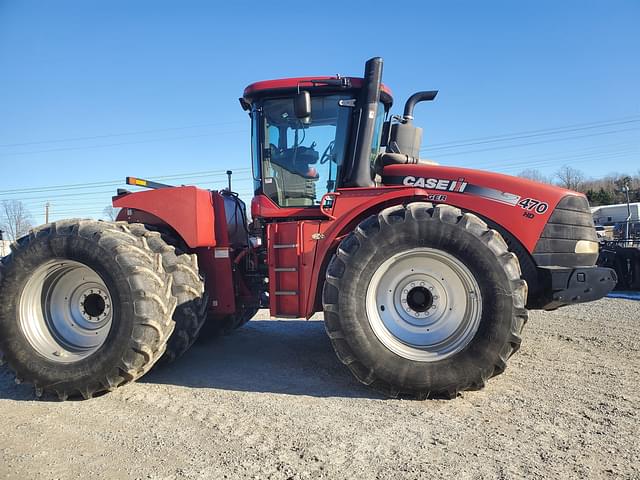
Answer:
[342,57,383,188]
[386,90,438,159]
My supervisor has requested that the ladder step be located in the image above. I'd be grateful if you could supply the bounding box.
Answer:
[274,267,297,272]
[275,291,297,296]
[273,243,298,249]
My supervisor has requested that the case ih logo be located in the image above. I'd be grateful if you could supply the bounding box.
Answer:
[402,176,468,192]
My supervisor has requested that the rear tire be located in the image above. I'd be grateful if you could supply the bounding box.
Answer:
[322,203,528,399]
[0,220,177,399]
[127,225,207,363]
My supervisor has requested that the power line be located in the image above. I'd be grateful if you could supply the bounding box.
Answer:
[10,179,254,208]
[0,130,247,157]
[420,115,640,152]
[454,142,639,171]
[498,150,637,173]
[427,127,640,159]
[0,169,251,196]
[0,121,246,148]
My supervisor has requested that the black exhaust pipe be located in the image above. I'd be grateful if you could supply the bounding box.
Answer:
[403,91,438,121]
[343,57,383,188]
[384,90,439,159]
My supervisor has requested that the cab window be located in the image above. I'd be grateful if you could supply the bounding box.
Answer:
[257,94,352,207]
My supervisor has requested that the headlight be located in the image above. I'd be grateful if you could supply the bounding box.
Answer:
[574,240,599,254]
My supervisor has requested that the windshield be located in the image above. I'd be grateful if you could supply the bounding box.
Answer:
[254,94,353,207]
[371,102,386,163]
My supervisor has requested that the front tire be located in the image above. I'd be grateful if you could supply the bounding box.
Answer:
[322,203,528,399]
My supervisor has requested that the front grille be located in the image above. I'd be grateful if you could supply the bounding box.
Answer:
[533,195,598,267]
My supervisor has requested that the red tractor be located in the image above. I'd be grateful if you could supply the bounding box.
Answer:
[0,58,616,400]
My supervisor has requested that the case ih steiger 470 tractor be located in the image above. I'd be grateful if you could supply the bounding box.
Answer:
[0,58,616,400]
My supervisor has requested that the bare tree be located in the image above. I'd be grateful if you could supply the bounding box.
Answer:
[102,205,120,221]
[0,200,33,241]
[555,165,585,191]
[518,168,552,184]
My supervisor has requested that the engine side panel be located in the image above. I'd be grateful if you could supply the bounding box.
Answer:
[382,164,580,252]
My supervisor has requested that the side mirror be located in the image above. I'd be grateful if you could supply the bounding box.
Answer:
[294,91,311,120]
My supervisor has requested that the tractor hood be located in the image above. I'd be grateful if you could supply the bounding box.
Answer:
[381,163,582,253]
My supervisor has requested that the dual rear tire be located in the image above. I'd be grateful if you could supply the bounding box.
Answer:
[0,220,207,399]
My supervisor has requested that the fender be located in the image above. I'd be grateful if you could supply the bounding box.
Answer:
[113,186,217,248]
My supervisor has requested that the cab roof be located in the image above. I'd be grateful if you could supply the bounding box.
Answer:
[243,76,393,107]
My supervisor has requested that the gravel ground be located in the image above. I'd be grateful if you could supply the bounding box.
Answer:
[1,298,638,480]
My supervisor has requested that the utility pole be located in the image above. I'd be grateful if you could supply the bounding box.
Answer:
[623,184,631,246]
[45,202,50,224]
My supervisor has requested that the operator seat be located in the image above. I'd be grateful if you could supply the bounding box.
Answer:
[270,146,319,207]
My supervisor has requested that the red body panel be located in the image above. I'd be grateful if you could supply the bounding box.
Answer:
[113,186,216,248]
[382,164,579,252]
[251,194,324,219]
[266,221,321,317]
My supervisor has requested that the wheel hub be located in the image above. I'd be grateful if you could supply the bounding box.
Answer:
[18,260,114,363]
[366,248,482,362]
[79,289,110,322]
[405,285,433,313]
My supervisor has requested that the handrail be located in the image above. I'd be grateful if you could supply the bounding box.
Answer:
[319,192,341,220]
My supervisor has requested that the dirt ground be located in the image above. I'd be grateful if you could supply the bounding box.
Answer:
[1,298,638,480]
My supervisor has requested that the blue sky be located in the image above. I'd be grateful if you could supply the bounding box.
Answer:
[0,0,638,224]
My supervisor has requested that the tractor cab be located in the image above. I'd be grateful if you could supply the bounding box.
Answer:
[241,68,393,213]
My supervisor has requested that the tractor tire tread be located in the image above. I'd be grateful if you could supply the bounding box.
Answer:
[126,225,208,364]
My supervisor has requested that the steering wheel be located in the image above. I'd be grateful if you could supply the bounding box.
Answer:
[319,140,336,164]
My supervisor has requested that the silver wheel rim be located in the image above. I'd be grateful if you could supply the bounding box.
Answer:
[18,260,113,363]
[366,248,482,362]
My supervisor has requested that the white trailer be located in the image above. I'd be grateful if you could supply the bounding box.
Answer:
[591,202,640,225]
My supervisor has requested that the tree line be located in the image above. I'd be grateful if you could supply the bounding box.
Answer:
[0,200,119,241]
[519,166,640,206]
